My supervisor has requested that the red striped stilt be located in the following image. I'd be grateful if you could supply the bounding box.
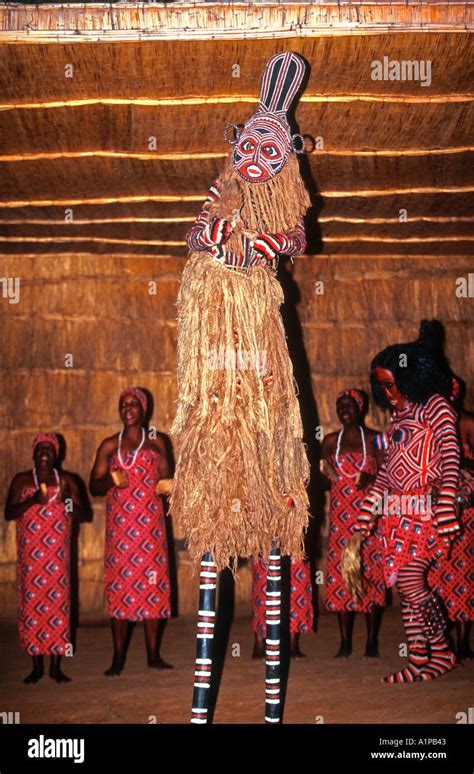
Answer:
[265,546,282,723]
[190,552,217,724]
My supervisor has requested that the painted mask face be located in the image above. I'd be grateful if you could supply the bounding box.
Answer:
[374,367,407,411]
[232,115,291,183]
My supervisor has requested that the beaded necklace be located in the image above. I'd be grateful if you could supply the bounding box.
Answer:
[33,467,61,502]
[117,427,146,470]
[335,426,367,479]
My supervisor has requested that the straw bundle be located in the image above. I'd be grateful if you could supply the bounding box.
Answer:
[341,533,365,601]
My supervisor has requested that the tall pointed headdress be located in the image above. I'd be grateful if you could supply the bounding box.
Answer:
[225,52,307,184]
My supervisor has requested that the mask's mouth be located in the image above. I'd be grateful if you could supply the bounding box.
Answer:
[245,164,263,179]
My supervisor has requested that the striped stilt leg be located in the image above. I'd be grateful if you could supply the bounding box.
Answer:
[190,552,217,724]
[265,546,282,723]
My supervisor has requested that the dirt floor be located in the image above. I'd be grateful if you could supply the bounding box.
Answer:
[0,605,471,725]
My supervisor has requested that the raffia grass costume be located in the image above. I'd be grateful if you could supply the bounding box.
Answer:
[171,154,310,570]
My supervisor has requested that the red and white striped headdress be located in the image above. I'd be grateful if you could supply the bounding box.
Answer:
[226,52,307,183]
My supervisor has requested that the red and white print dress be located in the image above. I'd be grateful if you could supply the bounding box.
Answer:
[357,395,461,587]
[16,483,72,655]
[104,448,171,621]
[429,444,474,622]
[324,453,386,612]
[252,559,313,635]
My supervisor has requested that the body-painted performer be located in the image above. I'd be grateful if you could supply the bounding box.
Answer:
[321,390,386,658]
[428,385,474,660]
[411,320,473,659]
[170,52,312,723]
[428,430,473,659]
[89,388,173,675]
[355,343,461,683]
[252,558,313,659]
[5,433,88,683]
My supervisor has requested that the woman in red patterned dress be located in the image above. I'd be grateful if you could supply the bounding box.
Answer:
[5,433,87,683]
[356,343,461,683]
[90,388,173,676]
[251,558,313,658]
[321,390,386,658]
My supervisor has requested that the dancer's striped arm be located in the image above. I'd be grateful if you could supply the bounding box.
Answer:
[251,220,307,262]
[425,394,461,538]
[186,180,233,252]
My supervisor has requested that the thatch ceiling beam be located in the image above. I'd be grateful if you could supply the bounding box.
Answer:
[1,253,470,261]
[2,194,472,221]
[2,216,472,226]
[2,147,473,162]
[2,95,473,111]
[1,3,473,43]
[2,186,473,209]
[1,235,473,246]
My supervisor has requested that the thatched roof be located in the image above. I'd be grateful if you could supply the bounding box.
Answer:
[0,2,473,258]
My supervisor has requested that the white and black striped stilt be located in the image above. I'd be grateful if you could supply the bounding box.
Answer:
[265,546,282,723]
[190,552,217,724]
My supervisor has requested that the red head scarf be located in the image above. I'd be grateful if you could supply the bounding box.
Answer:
[119,387,147,415]
[336,389,364,414]
[32,432,60,458]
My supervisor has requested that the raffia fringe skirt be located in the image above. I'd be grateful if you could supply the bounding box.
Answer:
[170,251,310,571]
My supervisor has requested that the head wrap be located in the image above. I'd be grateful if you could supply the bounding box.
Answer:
[119,387,147,415]
[225,52,306,183]
[336,389,364,414]
[32,432,60,458]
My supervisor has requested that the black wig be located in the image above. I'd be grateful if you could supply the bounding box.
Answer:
[370,341,453,410]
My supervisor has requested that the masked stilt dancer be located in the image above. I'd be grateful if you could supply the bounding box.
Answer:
[252,558,313,659]
[321,389,386,658]
[89,387,173,675]
[170,52,312,723]
[5,433,87,683]
[355,343,461,683]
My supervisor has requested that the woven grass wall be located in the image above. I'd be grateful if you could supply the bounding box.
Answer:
[0,253,472,620]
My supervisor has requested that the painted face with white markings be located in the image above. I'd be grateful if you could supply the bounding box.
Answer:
[232,114,291,183]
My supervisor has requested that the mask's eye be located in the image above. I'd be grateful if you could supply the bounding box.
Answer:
[241,140,255,152]
[262,144,279,158]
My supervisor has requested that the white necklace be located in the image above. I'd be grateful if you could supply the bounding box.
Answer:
[335,426,367,478]
[33,467,61,502]
[118,427,145,469]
